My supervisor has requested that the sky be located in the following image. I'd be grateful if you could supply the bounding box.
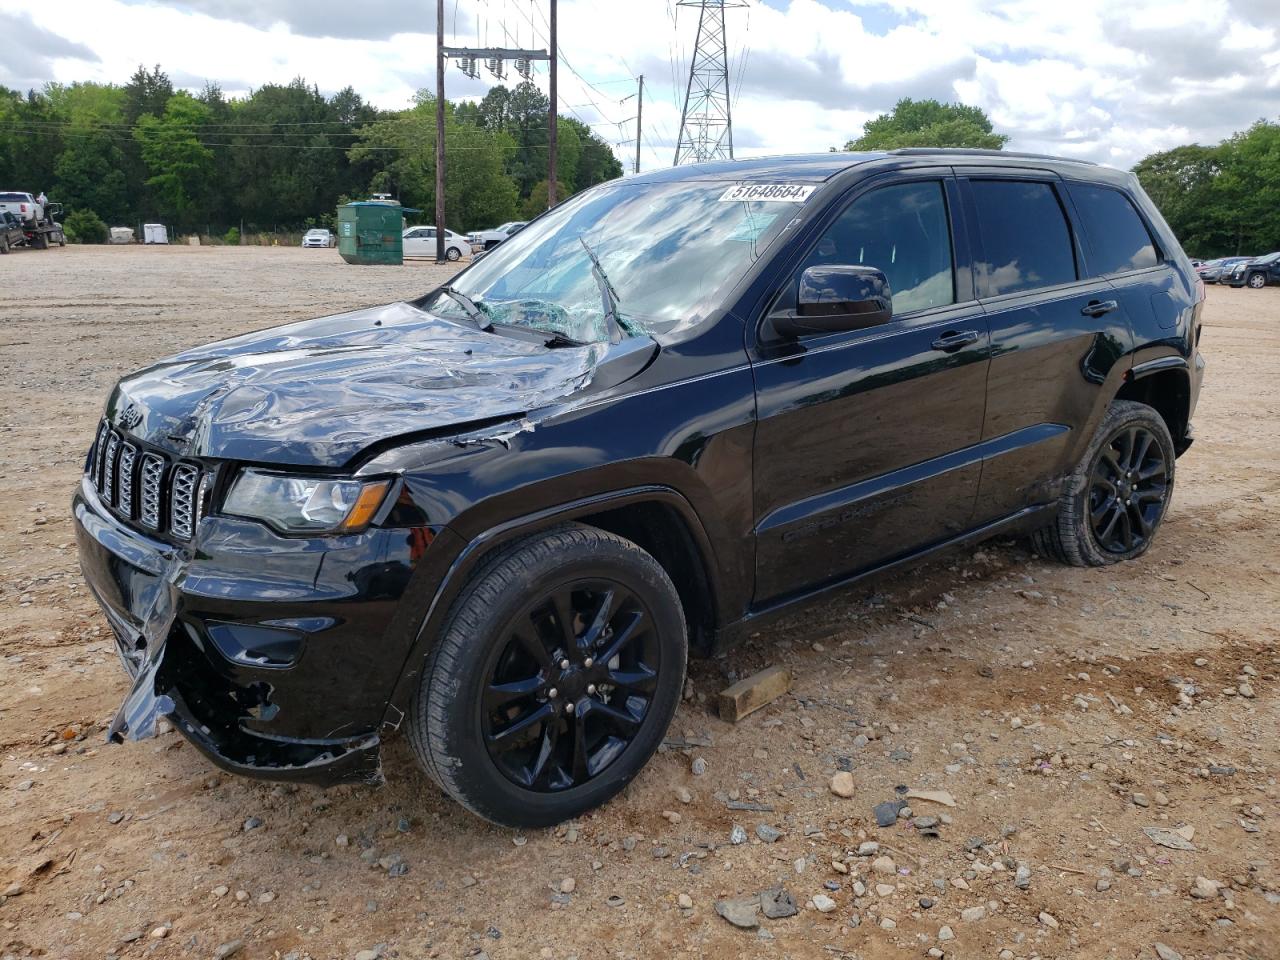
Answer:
[2,0,1278,172]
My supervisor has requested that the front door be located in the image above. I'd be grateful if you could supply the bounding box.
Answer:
[403,227,434,257]
[750,174,991,603]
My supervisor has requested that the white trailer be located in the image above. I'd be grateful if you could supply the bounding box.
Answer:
[143,224,169,244]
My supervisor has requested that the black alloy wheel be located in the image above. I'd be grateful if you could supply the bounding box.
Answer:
[408,523,687,827]
[1088,424,1169,554]
[482,580,660,791]
[1032,399,1176,567]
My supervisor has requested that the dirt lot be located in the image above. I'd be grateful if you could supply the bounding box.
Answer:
[1,245,1277,960]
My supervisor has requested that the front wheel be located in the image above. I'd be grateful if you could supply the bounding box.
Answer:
[0,238,8,254]
[1247,272,1267,289]
[409,524,687,827]
[1033,400,1175,566]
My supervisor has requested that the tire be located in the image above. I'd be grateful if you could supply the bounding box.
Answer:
[1247,272,1266,289]
[446,246,461,262]
[32,232,48,250]
[408,523,687,827]
[1033,400,1175,567]
[0,238,8,255]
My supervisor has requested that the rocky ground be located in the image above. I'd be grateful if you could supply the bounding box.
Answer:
[0,245,1277,960]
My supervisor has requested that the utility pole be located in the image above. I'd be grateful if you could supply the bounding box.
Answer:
[634,75,644,175]
[674,0,744,165]
[434,0,446,263]
[547,0,558,208]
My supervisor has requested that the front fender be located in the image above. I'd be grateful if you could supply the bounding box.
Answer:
[361,360,758,728]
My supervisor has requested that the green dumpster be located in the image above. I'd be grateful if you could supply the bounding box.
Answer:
[337,201,415,265]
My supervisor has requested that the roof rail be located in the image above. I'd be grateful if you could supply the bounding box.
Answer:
[888,147,1098,166]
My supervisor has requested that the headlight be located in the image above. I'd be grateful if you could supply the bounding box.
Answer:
[223,469,392,534]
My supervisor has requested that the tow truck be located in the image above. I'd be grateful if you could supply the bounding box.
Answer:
[0,191,66,249]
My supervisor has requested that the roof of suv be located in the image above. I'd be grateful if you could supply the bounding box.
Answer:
[630,149,1110,186]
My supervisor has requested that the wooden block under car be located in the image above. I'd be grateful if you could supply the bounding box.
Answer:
[717,666,792,723]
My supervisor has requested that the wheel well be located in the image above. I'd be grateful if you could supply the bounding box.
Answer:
[575,501,717,656]
[1116,369,1190,451]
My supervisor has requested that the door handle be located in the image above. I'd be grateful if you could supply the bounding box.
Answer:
[1081,299,1119,318]
[930,330,980,352]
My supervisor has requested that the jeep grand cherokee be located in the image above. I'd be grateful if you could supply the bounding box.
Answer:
[74,149,1205,827]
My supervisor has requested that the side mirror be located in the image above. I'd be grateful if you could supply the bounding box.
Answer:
[771,264,893,339]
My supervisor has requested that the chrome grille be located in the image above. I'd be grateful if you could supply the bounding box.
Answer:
[87,419,200,540]
[117,443,137,518]
[91,422,109,488]
[169,464,198,540]
[139,454,165,530]
[101,433,120,506]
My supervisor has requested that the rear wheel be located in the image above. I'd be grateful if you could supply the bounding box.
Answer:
[446,246,461,262]
[1247,272,1266,289]
[32,231,48,250]
[409,524,687,827]
[1033,400,1175,566]
[0,237,8,254]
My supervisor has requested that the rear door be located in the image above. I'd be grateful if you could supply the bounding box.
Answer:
[1064,180,1183,349]
[750,171,992,602]
[960,171,1133,522]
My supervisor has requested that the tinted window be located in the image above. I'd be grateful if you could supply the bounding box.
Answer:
[971,180,1076,296]
[803,181,955,315]
[1068,184,1159,274]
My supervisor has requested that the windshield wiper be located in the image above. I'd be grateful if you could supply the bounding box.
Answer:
[578,236,626,344]
[439,286,491,329]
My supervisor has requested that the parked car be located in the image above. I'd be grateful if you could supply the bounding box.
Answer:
[402,225,471,260]
[468,221,526,251]
[1225,251,1280,288]
[1197,256,1253,284]
[74,149,1204,828]
[0,210,25,253]
[302,228,335,248]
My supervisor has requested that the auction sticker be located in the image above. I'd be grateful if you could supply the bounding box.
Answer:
[718,183,815,203]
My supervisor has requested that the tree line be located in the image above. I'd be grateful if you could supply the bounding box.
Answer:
[0,65,623,240]
[1134,121,1280,258]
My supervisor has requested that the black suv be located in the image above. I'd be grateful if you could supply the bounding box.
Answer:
[1225,251,1280,288]
[74,150,1204,827]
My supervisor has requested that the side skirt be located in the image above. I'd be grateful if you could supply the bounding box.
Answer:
[712,502,1057,654]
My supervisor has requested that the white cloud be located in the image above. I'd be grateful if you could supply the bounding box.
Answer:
[2,0,1278,170]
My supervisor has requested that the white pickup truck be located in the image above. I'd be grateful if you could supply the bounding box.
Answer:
[466,220,526,251]
[0,191,43,225]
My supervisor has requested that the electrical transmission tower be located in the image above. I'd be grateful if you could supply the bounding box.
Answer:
[674,0,745,165]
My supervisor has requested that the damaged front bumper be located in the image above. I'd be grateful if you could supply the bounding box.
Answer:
[73,477,428,786]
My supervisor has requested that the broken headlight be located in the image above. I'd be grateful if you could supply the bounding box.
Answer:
[223,469,391,534]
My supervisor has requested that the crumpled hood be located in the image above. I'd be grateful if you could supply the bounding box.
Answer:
[107,300,611,467]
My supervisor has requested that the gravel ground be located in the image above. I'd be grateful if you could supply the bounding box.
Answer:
[0,245,1277,960]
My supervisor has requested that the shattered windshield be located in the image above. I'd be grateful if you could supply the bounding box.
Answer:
[424,179,810,342]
